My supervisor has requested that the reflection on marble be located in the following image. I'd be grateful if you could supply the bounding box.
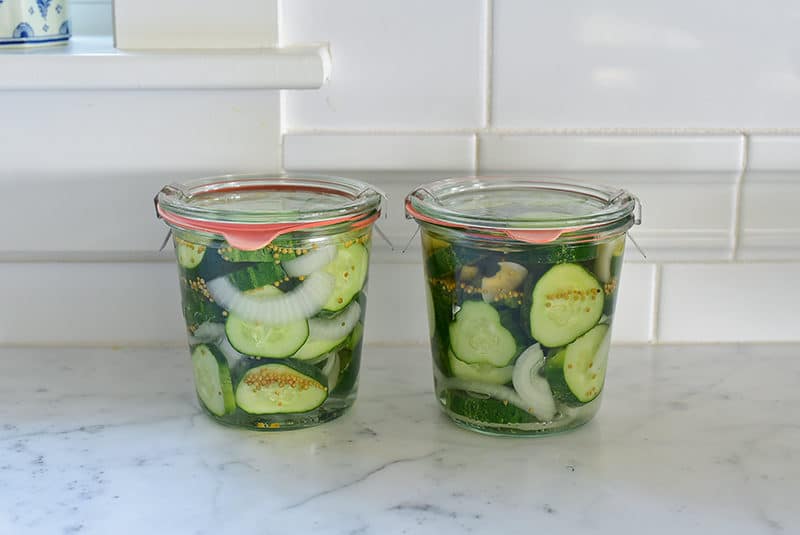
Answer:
[0,344,798,534]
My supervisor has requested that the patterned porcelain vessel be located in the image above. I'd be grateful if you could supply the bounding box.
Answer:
[0,0,70,47]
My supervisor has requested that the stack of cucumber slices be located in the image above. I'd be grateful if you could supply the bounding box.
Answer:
[176,236,369,421]
[427,237,622,427]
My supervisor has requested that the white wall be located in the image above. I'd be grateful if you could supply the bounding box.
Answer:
[0,0,797,346]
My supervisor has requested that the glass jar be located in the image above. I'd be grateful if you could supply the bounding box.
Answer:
[156,174,382,430]
[405,177,640,436]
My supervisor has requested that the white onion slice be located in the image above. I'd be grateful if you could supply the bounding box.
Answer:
[512,344,557,421]
[207,271,335,325]
[283,245,338,277]
[308,301,361,341]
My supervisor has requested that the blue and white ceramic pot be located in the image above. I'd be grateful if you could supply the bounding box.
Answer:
[0,0,70,47]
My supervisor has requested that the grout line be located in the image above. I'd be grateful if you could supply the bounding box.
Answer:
[281,127,800,136]
[650,264,662,343]
[730,134,749,260]
[482,0,494,129]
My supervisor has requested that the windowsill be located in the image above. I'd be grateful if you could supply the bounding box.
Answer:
[0,36,329,90]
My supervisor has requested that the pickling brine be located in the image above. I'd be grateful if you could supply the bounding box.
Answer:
[406,177,639,435]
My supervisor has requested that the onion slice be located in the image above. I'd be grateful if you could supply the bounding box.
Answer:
[308,301,361,341]
[512,344,557,421]
[207,271,335,325]
[283,245,338,277]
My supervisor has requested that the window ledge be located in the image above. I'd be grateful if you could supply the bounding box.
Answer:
[0,36,329,90]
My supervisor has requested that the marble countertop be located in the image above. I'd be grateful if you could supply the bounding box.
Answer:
[1,344,797,535]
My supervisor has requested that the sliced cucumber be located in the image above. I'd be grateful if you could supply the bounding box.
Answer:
[449,301,517,367]
[218,244,296,263]
[229,263,289,292]
[283,245,338,277]
[512,344,556,421]
[176,240,206,269]
[563,323,610,402]
[446,390,536,425]
[347,321,364,351]
[331,349,359,395]
[207,271,334,325]
[236,362,328,414]
[530,263,604,347]
[292,301,361,360]
[225,286,309,358]
[322,244,369,312]
[448,349,514,385]
[191,345,236,416]
[546,347,566,371]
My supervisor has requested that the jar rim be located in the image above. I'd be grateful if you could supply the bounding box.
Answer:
[157,172,383,226]
[405,176,640,243]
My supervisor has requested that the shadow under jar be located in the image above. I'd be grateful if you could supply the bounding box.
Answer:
[405,177,640,436]
[156,174,382,431]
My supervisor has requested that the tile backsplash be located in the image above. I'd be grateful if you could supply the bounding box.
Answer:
[1,0,798,346]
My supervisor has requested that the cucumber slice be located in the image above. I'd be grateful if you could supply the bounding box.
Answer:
[225,286,309,358]
[218,244,296,263]
[191,345,236,416]
[236,363,328,414]
[446,390,536,425]
[448,349,514,385]
[207,271,335,325]
[530,263,604,347]
[546,347,566,371]
[229,263,289,292]
[563,323,610,402]
[176,240,206,269]
[292,301,361,360]
[322,244,369,312]
[512,344,557,421]
[449,301,517,367]
[347,322,364,351]
[283,245,338,277]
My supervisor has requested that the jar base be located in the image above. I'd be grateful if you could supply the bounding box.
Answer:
[440,395,601,437]
[199,397,355,431]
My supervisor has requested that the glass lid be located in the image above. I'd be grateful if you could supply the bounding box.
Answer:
[405,177,639,237]
[157,173,383,225]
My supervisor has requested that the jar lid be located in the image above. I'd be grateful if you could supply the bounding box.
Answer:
[405,177,640,243]
[156,174,383,250]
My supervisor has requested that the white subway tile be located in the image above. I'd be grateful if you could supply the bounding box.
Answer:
[612,263,656,343]
[0,91,280,176]
[283,134,475,171]
[493,1,800,128]
[114,0,277,49]
[479,134,742,172]
[280,0,483,129]
[748,136,800,171]
[0,263,185,345]
[738,180,800,260]
[363,262,428,345]
[659,263,800,343]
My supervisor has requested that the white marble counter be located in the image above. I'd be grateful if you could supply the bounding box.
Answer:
[1,344,797,534]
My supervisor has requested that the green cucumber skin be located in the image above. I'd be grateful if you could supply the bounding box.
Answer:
[445,390,536,425]
[420,232,624,428]
[228,262,290,292]
[180,278,225,329]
